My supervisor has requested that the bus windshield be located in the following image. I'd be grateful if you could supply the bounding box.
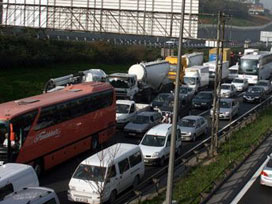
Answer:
[239,59,258,75]
[0,120,9,146]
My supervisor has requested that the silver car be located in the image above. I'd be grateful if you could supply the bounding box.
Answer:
[260,154,272,187]
[124,111,162,137]
[231,78,249,92]
[210,98,239,120]
[178,115,208,142]
[220,83,237,98]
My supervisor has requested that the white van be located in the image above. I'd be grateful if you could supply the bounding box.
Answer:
[1,186,60,204]
[68,143,145,204]
[0,163,39,199]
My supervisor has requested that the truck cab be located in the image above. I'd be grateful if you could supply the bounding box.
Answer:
[184,65,209,92]
[108,73,138,100]
[116,100,150,128]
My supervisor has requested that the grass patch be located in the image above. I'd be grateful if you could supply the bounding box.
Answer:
[142,108,272,204]
[0,63,128,103]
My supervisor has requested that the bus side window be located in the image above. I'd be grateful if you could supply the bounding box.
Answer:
[35,106,57,130]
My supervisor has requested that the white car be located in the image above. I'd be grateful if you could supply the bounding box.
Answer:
[178,115,208,142]
[139,124,182,166]
[260,154,272,187]
[220,83,237,98]
[231,78,248,92]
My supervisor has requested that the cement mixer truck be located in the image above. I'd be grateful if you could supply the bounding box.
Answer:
[108,60,173,102]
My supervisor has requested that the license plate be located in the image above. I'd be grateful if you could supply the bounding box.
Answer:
[75,197,88,203]
[144,159,148,162]
[129,133,136,136]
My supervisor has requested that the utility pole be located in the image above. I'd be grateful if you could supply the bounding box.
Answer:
[211,11,226,155]
[165,0,185,203]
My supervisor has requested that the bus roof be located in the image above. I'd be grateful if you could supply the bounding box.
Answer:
[0,82,113,120]
[241,52,272,60]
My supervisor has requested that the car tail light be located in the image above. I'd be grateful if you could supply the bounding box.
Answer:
[261,171,268,177]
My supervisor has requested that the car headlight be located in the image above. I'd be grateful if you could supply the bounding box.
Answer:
[152,152,160,157]
[254,96,260,99]
[224,112,230,116]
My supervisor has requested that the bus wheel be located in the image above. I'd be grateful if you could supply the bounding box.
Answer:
[33,160,43,177]
[91,136,99,151]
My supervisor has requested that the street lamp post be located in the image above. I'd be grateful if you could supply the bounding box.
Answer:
[165,0,186,203]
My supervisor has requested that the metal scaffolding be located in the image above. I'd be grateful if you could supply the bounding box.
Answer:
[0,0,199,38]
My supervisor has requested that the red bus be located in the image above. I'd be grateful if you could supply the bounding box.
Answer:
[0,82,116,175]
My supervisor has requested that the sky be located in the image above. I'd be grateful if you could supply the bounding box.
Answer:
[260,0,272,10]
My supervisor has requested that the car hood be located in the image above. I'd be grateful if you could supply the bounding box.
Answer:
[179,126,195,133]
[232,83,243,87]
[220,89,231,94]
[116,113,129,120]
[192,98,211,104]
[124,123,149,132]
[151,101,164,108]
[219,108,231,113]
[244,92,261,97]
[69,178,102,193]
[139,144,164,156]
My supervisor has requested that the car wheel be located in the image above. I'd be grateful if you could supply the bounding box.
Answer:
[159,156,165,167]
[192,134,196,142]
[132,175,140,189]
[91,135,99,151]
[176,146,182,156]
[109,190,117,204]
[33,160,43,177]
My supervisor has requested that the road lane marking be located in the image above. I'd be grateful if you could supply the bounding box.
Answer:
[230,156,269,204]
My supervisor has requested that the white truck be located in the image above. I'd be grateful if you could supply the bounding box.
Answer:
[43,69,107,93]
[108,60,173,102]
[203,61,230,84]
[116,100,151,127]
[183,65,209,92]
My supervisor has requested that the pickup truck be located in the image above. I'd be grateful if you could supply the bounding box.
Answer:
[116,100,151,127]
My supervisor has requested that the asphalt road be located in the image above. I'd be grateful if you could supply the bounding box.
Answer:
[39,91,261,204]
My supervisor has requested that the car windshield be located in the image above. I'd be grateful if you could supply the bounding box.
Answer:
[220,101,231,108]
[116,104,130,114]
[180,119,196,128]
[134,115,150,124]
[257,81,268,86]
[196,93,212,99]
[233,79,244,83]
[0,120,9,146]
[248,87,263,93]
[221,85,231,90]
[73,164,106,182]
[153,94,171,103]
[184,77,196,85]
[109,78,129,88]
[239,59,258,75]
[141,135,166,147]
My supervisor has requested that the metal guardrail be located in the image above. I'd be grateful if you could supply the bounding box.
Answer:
[115,96,272,204]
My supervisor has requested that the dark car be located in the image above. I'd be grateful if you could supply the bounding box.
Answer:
[159,95,191,119]
[124,111,162,137]
[151,93,173,110]
[192,91,213,109]
[243,86,266,103]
